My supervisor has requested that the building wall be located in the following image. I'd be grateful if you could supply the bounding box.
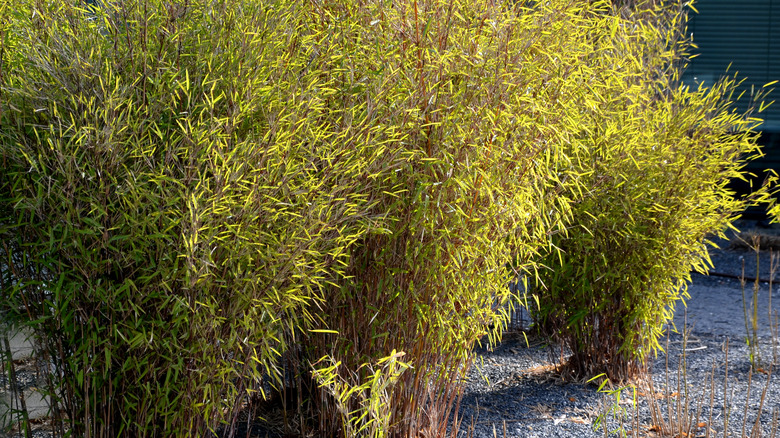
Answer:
[682,0,780,133]
[681,1,780,215]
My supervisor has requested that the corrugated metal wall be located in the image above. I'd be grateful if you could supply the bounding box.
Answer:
[682,0,780,133]
[681,1,780,215]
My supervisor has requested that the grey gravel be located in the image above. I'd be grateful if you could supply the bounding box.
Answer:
[456,330,780,438]
[457,220,780,438]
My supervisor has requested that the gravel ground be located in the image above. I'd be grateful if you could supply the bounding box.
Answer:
[457,330,780,438]
[458,220,780,438]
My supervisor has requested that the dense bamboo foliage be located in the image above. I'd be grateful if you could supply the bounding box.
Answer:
[0,0,407,434]
[0,0,576,435]
[296,0,596,434]
[0,0,776,436]
[529,1,778,382]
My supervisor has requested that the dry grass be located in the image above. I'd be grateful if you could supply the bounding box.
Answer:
[611,236,780,438]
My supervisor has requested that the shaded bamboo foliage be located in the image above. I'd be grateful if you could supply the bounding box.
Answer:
[529,1,778,382]
[0,0,405,435]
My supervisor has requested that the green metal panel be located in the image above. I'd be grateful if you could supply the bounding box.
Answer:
[682,1,780,215]
[770,0,780,130]
[682,0,780,132]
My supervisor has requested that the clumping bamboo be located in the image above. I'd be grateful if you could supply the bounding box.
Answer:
[0,0,583,435]
[529,0,778,382]
[2,0,776,436]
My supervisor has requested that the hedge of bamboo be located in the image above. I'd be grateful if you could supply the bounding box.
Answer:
[529,0,777,382]
[0,0,774,436]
